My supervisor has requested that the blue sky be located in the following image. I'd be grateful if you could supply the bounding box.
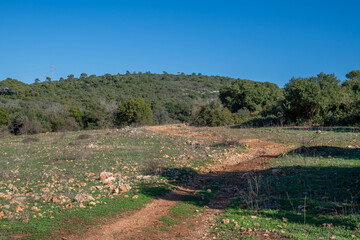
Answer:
[0,0,359,86]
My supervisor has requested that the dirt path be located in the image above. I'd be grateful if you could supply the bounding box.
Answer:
[65,125,291,240]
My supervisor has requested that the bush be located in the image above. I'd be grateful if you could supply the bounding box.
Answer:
[0,107,10,126]
[192,101,234,126]
[116,98,153,126]
[76,134,92,140]
[22,137,40,143]
[9,114,42,135]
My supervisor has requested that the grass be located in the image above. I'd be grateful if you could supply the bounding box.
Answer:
[1,125,359,239]
[212,127,360,239]
[0,127,230,239]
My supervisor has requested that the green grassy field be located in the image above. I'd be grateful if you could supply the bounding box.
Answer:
[0,127,231,239]
[213,127,360,239]
[0,126,359,239]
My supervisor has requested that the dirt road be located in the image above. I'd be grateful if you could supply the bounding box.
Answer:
[66,125,290,240]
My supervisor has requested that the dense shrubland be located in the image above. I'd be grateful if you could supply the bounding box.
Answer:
[0,70,359,135]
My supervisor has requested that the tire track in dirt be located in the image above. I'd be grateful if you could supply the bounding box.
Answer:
[64,125,291,240]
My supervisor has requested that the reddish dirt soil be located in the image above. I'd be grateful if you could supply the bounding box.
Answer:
[62,125,292,240]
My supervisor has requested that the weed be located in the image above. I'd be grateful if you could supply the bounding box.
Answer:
[22,137,40,143]
[76,134,92,140]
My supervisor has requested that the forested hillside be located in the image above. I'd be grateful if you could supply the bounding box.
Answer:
[0,72,264,134]
[0,70,359,136]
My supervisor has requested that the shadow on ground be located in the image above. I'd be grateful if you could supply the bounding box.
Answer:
[138,145,360,230]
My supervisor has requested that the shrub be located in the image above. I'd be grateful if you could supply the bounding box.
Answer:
[116,98,153,126]
[9,114,42,135]
[22,137,40,143]
[192,101,234,126]
[76,134,92,140]
[0,107,10,126]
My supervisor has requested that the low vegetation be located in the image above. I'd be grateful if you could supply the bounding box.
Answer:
[0,125,359,239]
[1,70,359,137]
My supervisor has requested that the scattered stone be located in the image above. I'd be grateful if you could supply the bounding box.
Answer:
[0,193,11,200]
[135,175,151,180]
[100,171,115,185]
[66,203,73,209]
[31,206,41,212]
[10,197,26,205]
[222,219,230,224]
[85,144,99,149]
[74,193,95,202]
[15,205,27,213]
[8,184,18,192]
[111,184,131,194]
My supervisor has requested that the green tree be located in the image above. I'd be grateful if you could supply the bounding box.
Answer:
[219,80,282,113]
[80,73,88,79]
[0,107,10,126]
[116,98,153,126]
[345,70,360,80]
[283,73,342,124]
[192,101,234,126]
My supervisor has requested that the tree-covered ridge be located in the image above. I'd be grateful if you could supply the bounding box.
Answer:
[0,72,264,133]
[1,70,359,135]
[0,72,231,105]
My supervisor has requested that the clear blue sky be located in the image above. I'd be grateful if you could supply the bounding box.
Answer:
[1,0,359,86]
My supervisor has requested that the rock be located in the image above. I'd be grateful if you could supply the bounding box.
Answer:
[0,193,11,200]
[100,171,115,185]
[85,144,99,149]
[66,203,73,209]
[74,193,95,202]
[102,177,116,185]
[31,206,41,212]
[111,184,131,194]
[222,219,230,224]
[10,197,26,205]
[135,175,151,180]
[15,205,27,213]
[132,195,138,199]
[8,184,18,192]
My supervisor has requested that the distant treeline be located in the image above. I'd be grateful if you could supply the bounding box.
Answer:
[0,70,359,135]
